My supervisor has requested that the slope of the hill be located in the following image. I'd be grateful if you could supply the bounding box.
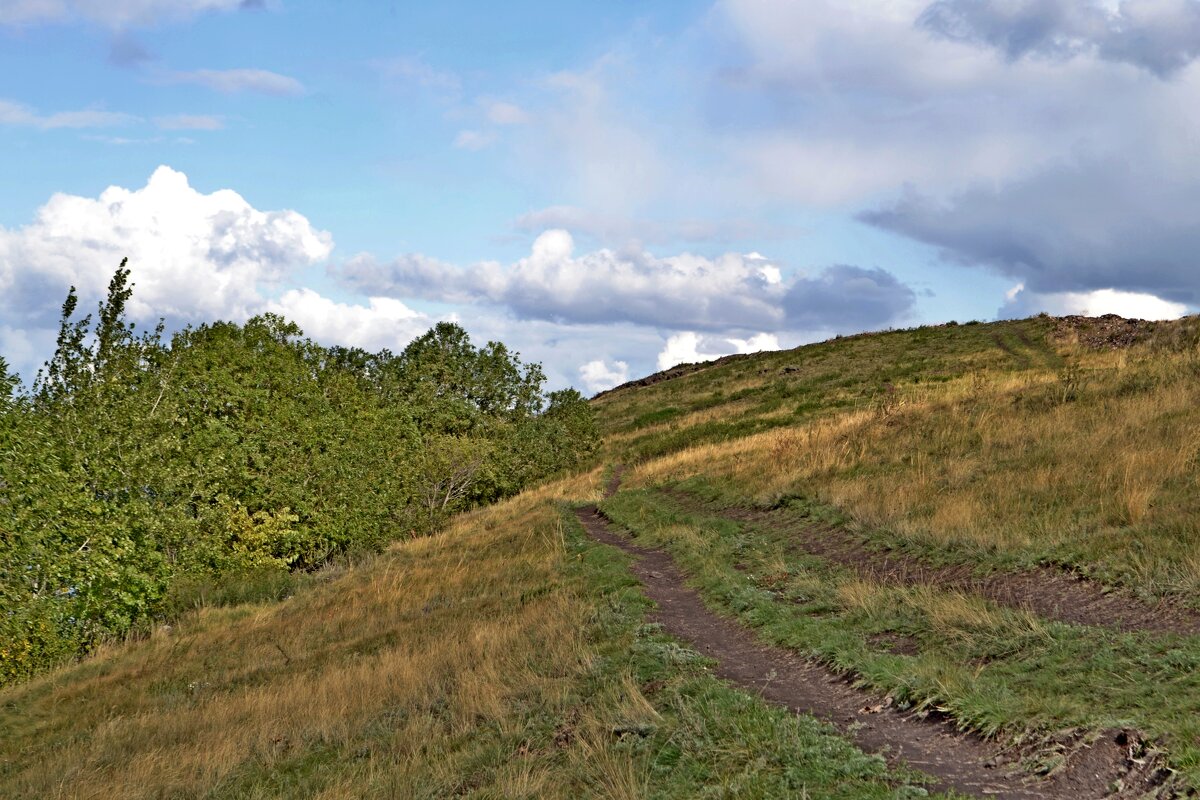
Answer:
[591,314,1200,792]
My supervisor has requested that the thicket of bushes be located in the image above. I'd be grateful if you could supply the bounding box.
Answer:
[0,262,598,684]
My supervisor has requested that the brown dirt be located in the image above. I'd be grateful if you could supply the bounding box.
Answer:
[575,504,1174,798]
[604,465,625,499]
[663,489,1200,637]
[1053,315,1160,350]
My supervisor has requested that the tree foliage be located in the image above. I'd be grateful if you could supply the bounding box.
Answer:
[0,262,598,684]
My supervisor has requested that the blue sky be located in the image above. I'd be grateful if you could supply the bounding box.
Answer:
[3,0,1199,392]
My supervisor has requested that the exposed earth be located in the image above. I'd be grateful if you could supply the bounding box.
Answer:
[662,488,1200,637]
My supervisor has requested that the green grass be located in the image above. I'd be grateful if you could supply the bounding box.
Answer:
[594,317,1062,463]
[557,510,945,799]
[598,487,1200,789]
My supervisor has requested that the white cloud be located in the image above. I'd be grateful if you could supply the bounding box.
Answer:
[729,332,781,354]
[0,98,137,128]
[0,165,333,327]
[265,289,436,352]
[343,229,785,329]
[341,229,916,333]
[579,358,629,393]
[343,229,785,330]
[166,68,305,96]
[657,332,724,371]
[154,113,223,130]
[1002,286,1189,320]
[0,0,250,27]
[656,330,780,371]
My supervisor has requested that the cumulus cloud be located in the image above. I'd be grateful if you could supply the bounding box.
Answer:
[0,165,332,329]
[0,98,136,128]
[0,0,251,27]
[265,289,436,353]
[656,331,781,371]
[165,68,305,96]
[1000,284,1189,320]
[579,359,629,393]
[341,230,916,333]
[918,0,1200,77]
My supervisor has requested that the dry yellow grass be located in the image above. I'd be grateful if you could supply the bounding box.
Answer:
[620,341,1200,596]
[1,468,608,799]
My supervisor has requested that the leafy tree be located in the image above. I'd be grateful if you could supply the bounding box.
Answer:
[0,261,600,685]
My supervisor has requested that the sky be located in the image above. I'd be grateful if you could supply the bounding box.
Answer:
[2,0,1199,393]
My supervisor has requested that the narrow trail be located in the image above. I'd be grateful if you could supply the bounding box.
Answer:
[660,488,1200,637]
[575,469,1173,799]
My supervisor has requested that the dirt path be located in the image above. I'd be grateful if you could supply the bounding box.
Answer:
[662,488,1200,637]
[576,504,1173,798]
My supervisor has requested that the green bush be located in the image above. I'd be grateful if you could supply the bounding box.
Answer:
[0,260,601,685]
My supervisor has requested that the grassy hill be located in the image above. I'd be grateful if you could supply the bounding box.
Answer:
[7,314,1200,797]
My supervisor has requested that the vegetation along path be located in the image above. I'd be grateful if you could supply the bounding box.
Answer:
[662,488,1200,637]
[575,473,1172,799]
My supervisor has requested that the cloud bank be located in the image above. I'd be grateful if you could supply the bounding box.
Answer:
[341,230,916,334]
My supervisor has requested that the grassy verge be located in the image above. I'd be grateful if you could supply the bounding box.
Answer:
[0,469,942,799]
[598,486,1200,790]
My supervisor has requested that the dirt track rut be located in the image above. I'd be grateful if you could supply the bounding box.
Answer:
[660,488,1200,637]
[575,470,1174,798]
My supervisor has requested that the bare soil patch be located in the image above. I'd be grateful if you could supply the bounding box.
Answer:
[575,505,1172,798]
[1054,315,1160,350]
[663,489,1200,637]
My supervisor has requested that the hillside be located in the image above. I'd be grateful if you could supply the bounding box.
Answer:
[6,314,1200,798]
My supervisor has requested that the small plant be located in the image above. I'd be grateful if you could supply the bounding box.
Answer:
[1056,362,1085,404]
[875,382,904,420]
